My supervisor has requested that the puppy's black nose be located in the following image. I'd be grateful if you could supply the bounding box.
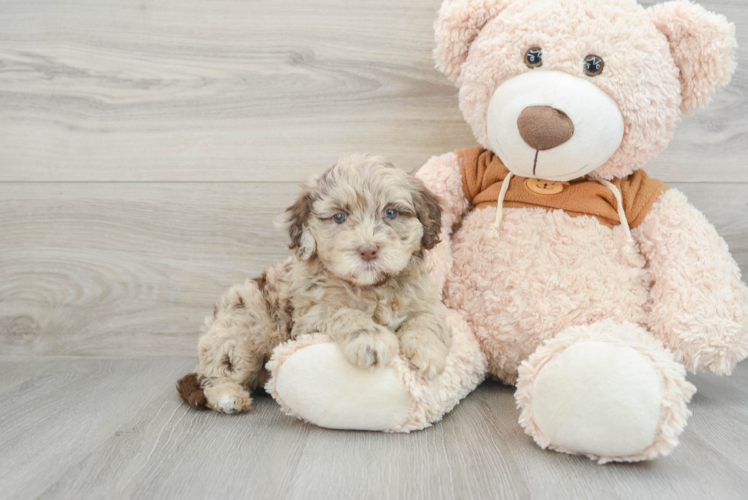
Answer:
[357,243,379,262]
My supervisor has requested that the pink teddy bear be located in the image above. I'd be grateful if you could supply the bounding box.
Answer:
[415,0,748,462]
[265,0,746,464]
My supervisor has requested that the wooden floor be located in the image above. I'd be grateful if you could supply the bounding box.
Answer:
[0,356,746,500]
[2,0,748,498]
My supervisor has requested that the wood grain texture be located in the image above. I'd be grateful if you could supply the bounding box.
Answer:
[0,182,296,356]
[0,356,746,500]
[1,0,747,356]
[1,1,746,497]
[1,182,746,357]
[0,0,746,182]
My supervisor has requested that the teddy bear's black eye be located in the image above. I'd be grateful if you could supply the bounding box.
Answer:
[524,48,543,69]
[385,208,398,220]
[584,55,605,77]
[333,213,347,224]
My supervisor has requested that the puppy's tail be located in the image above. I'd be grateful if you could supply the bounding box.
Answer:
[176,373,208,410]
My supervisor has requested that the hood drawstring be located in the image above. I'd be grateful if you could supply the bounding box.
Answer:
[489,175,634,249]
[489,172,514,237]
[595,179,634,248]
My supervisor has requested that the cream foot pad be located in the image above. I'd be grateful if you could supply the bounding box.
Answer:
[265,310,487,432]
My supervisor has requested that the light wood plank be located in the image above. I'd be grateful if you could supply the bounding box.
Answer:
[0,0,746,182]
[0,182,297,356]
[0,356,196,500]
[0,0,746,496]
[1,182,746,357]
[0,356,746,500]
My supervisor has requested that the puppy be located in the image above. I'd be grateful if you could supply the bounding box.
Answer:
[177,155,451,414]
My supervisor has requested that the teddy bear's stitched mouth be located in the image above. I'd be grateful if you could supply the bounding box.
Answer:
[502,142,590,181]
[531,152,590,181]
[547,162,590,180]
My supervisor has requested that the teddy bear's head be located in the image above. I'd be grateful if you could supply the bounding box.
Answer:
[434,0,736,181]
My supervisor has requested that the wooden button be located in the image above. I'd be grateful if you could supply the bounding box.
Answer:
[526,178,565,195]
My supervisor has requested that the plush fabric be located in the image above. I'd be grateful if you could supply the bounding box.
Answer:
[419,0,745,463]
[444,201,651,384]
[415,152,471,293]
[433,0,512,83]
[485,70,626,181]
[516,105,575,152]
[636,189,748,375]
[515,320,696,464]
[261,0,744,454]
[458,146,669,228]
[649,0,737,114]
[266,309,487,432]
[436,0,735,182]
[271,341,413,431]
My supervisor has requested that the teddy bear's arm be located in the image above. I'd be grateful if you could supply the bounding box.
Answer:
[635,189,748,375]
[415,152,471,292]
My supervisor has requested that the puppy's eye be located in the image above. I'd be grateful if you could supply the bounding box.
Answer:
[384,209,398,220]
[584,55,604,77]
[524,48,543,69]
[332,213,347,224]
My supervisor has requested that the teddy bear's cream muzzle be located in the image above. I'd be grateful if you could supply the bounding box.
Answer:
[487,70,625,183]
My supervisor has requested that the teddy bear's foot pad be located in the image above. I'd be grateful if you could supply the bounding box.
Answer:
[273,342,412,431]
[517,321,696,462]
[530,341,661,457]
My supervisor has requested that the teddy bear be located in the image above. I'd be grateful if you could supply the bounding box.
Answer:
[264,0,747,463]
[411,0,748,462]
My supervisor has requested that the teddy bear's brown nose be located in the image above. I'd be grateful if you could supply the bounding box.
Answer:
[517,106,575,151]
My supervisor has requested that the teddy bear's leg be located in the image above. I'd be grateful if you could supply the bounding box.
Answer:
[515,319,696,463]
[265,309,486,431]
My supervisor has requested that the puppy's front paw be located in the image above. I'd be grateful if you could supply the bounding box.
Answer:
[400,331,449,377]
[343,327,399,369]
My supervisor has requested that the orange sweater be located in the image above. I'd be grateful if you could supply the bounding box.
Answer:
[457,146,668,229]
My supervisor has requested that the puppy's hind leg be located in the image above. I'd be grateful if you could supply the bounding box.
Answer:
[179,270,291,414]
[201,376,253,415]
[176,371,253,414]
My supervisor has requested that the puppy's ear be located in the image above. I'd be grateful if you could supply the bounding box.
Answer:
[286,188,316,260]
[412,179,442,251]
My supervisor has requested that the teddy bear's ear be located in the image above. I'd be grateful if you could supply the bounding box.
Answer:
[433,0,512,83]
[648,0,737,114]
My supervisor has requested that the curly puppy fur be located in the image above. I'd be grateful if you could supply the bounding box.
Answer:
[177,155,451,414]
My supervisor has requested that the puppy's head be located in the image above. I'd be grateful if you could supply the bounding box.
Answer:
[286,154,441,286]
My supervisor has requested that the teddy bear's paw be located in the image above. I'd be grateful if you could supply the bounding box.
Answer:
[400,331,449,377]
[271,341,413,431]
[523,341,663,460]
[342,327,399,369]
[203,382,252,414]
[517,322,695,463]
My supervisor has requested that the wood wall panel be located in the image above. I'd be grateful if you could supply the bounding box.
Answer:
[1,182,745,356]
[0,0,745,182]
